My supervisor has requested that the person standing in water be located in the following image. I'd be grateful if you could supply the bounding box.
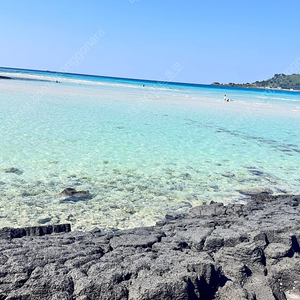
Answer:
[224,95,226,101]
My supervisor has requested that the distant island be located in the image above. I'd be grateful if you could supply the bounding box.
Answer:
[212,73,300,91]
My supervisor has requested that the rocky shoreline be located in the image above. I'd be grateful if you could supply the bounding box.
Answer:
[0,192,299,299]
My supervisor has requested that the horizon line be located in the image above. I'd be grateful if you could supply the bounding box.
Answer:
[1,66,299,93]
[0,65,209,87]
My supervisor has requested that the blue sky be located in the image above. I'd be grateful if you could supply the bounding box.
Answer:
[1,0,299,84]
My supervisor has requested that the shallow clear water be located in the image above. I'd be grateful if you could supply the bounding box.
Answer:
[0,68,300,231]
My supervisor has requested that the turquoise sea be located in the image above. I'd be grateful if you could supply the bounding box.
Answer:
[0,67,300,231]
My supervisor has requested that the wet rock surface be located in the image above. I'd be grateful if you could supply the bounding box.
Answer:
[0,192,299,299]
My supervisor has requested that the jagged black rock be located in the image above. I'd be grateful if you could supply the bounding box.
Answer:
[0,193,299,299]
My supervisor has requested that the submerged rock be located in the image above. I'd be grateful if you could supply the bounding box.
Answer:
[37,217,52,224]
[3,167,23,175]
[59,188,91,202]
[238,187,273,196]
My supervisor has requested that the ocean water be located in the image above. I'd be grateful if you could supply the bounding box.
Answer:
[0,67,300,231]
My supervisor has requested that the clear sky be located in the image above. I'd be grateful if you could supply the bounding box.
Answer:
[1,0,300,84]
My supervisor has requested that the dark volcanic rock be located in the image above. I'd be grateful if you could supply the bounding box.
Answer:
[0,224,71,239]
[0,193,300,299]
